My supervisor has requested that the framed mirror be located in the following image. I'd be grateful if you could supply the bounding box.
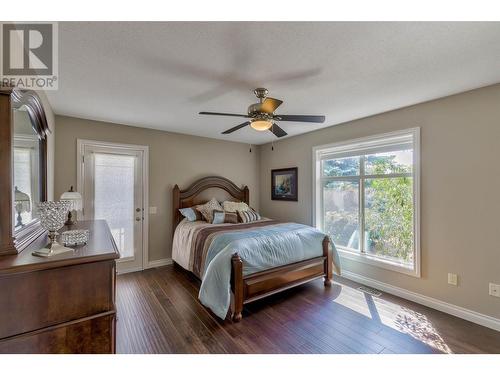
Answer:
[0,87,49,255]
[12,106,47,245]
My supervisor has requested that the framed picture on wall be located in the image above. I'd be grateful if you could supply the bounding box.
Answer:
[271,167,298,201]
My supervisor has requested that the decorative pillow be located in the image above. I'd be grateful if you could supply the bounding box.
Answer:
[223,211,239,224]
[222,201,250,213]
[212,210,239,224]
[211,210,225,224]
[179,207,203,222]
[195,198,223,223]
[238,208,261,223]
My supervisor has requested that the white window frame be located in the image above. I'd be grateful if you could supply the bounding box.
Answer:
[312,128,421,277]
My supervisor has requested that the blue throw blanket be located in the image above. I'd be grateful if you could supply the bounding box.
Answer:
[198,222,341,319]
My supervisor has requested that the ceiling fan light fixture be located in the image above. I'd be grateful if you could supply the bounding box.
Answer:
[200,88,325,138]
[250,120,272,131]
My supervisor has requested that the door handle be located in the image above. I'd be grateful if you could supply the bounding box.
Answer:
[135,217,141,221]
[136,208,141,212]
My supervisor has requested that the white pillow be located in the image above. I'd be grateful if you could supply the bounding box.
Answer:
[222,201,250,213]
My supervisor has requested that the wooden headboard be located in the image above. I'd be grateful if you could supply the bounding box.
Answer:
[172,176,249,233]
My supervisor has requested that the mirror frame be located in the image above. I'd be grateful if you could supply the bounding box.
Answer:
[0,87,49,255]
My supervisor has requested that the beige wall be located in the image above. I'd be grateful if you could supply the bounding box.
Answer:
[53,84,500,319]
[54,115,260,262]
[259,84,500,319]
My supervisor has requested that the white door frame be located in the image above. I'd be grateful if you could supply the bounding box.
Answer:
[77,139,149,273]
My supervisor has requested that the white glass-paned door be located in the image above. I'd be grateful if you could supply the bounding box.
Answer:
[94,153,136,258]
[81,142,146,273]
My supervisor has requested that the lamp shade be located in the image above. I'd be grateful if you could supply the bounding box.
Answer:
[60,186,83,211]
[14,186,31,213]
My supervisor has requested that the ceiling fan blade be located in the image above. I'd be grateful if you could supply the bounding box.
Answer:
[261,97,283,114]
[276,115,326,123]
[222,121,251,134]
[269,123,288,138]
[199,111,250,118]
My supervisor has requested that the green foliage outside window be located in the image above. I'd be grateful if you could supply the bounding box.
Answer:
[365,157,413,263]
[323,153,414,264]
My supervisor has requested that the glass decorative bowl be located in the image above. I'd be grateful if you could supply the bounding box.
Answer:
[33,201,73,257]
[38,200,71,232]
[61,229,89,246]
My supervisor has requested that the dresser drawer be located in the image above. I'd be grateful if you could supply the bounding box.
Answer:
[0,311,115,354]
[0,260,115,338]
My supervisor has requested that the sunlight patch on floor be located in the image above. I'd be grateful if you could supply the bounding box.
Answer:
[392,307,453,353]
[333,290,374,319]
[333,283,452,353]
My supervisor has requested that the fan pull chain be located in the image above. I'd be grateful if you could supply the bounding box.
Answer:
[249,144,252,153]
[271,123,275,151]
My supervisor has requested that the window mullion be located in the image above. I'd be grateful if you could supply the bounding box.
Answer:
[359,155,365,254]
[320,178,325,231]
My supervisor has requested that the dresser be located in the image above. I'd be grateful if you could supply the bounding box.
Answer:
[0,220,119,353]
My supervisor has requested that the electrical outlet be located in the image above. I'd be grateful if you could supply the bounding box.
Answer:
[149,206,157,214]
[448,273,458,286]
[489,283,500,298]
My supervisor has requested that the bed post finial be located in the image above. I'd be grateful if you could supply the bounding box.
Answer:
[243,186,249,205]
[172,184,181,241]
[231,253,244,322]
[323,236,333,287]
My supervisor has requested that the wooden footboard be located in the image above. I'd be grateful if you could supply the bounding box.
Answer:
[230,236,332,322]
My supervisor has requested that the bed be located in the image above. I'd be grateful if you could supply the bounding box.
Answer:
[172,176,340,322]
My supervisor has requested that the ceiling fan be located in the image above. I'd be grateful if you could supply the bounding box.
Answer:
[199,88,326,138]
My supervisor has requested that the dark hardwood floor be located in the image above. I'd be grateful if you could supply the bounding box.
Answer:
[116,265,500,354]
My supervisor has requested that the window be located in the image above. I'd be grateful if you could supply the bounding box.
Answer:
[313,128,420,276]
[12,135,40,228]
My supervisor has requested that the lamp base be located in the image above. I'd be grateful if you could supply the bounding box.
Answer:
[32,242,74,257]
[65,210,76,226]
[16,210,24,227]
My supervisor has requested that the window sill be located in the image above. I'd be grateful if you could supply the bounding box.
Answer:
[337,247,420,278]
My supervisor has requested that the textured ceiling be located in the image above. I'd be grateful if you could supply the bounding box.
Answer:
[47,22,500,144]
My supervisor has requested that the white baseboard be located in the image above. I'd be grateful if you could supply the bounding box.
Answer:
[116,266,144,275]
[116,258,172,275]
[341,270,500,332]
[145,258,173,269]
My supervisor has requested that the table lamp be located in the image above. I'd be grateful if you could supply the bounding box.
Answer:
[14,186,31,227]
[60,186,83,226]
